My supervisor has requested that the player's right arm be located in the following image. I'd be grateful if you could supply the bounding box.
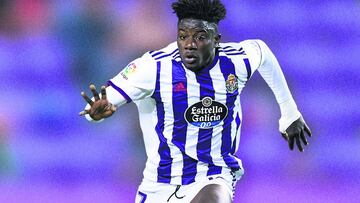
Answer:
[79,53,157,121]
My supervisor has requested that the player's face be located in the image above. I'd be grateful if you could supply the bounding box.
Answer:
[177,18,220,72]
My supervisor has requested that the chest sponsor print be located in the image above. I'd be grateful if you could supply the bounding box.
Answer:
[184,97,228,129]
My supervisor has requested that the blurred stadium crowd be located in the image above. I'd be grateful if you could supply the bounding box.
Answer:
[0,0,359,202]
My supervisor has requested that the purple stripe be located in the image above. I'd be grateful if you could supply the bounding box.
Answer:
[154,49,179,60]
[151,61,172,183]
[222,48,239,52]
[219,56,241,170]
[221,46,243,52]
[222,46,232,49]
[151,51,164,57]
[235,113,241,132]
[224,51,246,56]
[231,113,241,154]
[157,141,172,183]
[207,163,222,176]
[171,60,188,152]
[243,58,252,80]
[170,60,198,184]
[107,80,132,103]
[138,191,147,203]
[195,65,222,176]
[181,155,197,184]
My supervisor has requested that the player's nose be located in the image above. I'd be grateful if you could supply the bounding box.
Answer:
[184,38,197,50]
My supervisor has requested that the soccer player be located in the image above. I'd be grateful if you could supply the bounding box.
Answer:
[80,0,312,202]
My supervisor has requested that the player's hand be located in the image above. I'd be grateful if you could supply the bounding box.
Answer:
[79,84,117,120]
[281,116,312,152]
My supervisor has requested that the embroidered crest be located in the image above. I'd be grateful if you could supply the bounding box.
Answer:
[225,74,238,93]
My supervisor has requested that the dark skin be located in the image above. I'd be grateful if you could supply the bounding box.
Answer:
[177,18,221,72]
[191,184,231,203]
[79,84,116,120]
[80,18,312,203]
[281,116,312,152]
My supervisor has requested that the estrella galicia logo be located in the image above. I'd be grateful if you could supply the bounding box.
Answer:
[184,97,228,129]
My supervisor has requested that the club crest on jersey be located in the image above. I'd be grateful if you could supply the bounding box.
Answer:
[184,97,228,129]
[120,63,137,80]
[226,74,238,93]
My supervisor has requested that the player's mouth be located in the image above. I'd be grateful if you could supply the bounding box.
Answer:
[184,53,198,64]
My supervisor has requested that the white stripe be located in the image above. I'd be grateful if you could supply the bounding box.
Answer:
[184,68,200,160]
[232,54,248,153]
[230,97,240,151]
[135,99,161,181]
[209,63,228,167]
[183,67,210,182]
[158,60,183,185]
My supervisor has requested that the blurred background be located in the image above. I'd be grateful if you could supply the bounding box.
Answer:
[0,0,359,202]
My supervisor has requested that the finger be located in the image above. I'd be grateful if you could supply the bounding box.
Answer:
[101,86,107,100]
[90,84,100,101]
[295,135,304,152]
[281,132,289,141]
[104,103,117,112]
[110,104,117,112]
[81,92,94,106]
[304,123,312,137]
[79,109,89,116]
[289,135,295,150]
[300,131,308,146]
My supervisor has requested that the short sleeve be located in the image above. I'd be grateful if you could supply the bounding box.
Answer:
[107,55,157,103]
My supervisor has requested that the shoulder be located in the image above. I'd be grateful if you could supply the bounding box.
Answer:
[131,41,179,64]
[220,39,267,53]
[221,40,269,69]
[144,42,180,62]
[121,42,178,78]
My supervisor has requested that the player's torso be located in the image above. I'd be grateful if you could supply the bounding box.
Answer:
[151,46,251,136]
[137,42,254,184]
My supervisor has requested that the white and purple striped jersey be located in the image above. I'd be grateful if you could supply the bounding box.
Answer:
[87,39,301,185]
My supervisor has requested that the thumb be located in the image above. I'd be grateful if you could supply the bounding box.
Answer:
[110,104,117,112]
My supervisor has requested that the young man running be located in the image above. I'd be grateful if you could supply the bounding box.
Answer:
[80,0,312,202]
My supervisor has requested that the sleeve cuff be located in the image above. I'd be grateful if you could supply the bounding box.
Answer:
[278,99,301,133]
[85,114,104,122]
[107,80,132,103]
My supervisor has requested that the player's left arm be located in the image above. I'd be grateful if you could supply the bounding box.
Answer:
[246,40,312,152]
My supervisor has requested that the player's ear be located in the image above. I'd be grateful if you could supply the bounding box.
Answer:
[215,34,221,47]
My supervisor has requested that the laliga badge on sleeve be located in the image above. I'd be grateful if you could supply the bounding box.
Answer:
[120,63,137,80]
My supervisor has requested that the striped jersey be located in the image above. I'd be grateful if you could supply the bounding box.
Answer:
[103,39,301,185]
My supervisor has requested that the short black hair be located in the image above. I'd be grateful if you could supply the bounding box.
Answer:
[172,0,226,24]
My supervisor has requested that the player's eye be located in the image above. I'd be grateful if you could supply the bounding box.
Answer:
[195,35,206,41]
[178,35,186,40]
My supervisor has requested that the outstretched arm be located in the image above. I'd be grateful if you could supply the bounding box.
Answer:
[79,55,157,122]
[252,40,312,152]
